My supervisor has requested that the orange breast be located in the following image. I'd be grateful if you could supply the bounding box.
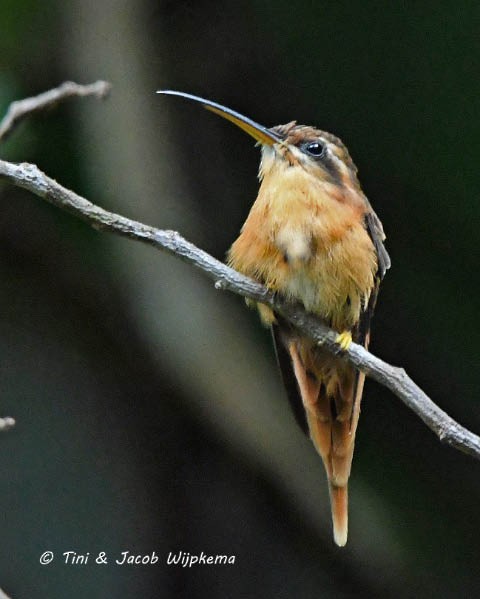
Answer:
[228,165,377,330]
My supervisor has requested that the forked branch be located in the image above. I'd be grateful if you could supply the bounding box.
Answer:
[0,82,479,461]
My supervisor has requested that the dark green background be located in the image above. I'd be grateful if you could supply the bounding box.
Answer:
[1,2,479,597]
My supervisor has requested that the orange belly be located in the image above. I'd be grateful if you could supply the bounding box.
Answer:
[228,170,377,330]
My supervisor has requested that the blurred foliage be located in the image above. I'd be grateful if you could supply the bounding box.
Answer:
[1,1,479,598]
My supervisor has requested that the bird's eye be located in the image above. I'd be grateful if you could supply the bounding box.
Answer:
[303,141,325,158]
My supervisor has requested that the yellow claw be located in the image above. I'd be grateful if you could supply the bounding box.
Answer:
[336,331,352,351]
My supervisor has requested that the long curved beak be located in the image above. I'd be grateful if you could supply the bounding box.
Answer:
[157,90,282,146]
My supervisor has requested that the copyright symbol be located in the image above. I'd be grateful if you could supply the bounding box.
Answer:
[39,551,54,565]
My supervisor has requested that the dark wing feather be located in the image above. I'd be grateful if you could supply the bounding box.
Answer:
[364,211,391,279]
[355,208,390,345]
[271,322,309,435]
[349,210,390,424]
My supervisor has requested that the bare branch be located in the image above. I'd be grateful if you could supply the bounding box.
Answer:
[0,157,479,460]
[0,80,111,142]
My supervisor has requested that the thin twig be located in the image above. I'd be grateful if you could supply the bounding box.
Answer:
[0,80,111,142]
[0,83,479,461]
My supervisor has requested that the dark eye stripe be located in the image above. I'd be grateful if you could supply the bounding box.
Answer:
[322,155,342,185]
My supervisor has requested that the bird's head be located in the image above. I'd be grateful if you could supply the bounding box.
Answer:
[157,90,361,193]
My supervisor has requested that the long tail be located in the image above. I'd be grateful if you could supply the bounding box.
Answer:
[288,339,365,547]
[329,483,348,547]
[307,405,354,547]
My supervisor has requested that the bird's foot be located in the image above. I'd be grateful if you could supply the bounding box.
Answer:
[257,302,277,326]
[335,331,352,352]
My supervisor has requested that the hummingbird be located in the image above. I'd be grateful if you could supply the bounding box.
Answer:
[157,90,391,546]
